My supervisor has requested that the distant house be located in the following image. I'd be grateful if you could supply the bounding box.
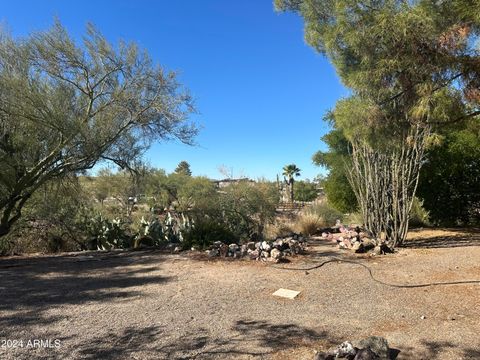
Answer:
[212,178,255,189]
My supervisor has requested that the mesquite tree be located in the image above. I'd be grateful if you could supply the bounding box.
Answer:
[0,22,197,237]
[276,0,480,246]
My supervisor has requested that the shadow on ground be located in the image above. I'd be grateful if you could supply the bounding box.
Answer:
[0,250,172,334]
[399,340,480,360]
[77,319,336,359]
[402,228,480,248]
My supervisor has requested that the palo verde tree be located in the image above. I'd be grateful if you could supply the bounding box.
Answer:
[276,0,480,246]
[0,22,197,237]
[282,164,301,203]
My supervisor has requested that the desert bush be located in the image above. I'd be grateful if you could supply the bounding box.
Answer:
[182,219,237,249]
[192,181,279,241]
[343,212,364,226]
[293,201,343,235]
[303,201,343,227]
[265,221,296,239]
[295,213,322,236]
[409,197,431,228]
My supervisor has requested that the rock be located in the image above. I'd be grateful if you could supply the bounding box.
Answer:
[373,243,394,255]
[270,248,282,261]
[352,241,365,253]
[313,351,335,360]
[190,246,199,251]
[354,348,379,360]
[255,242,262,250]
[213,241,223,247]
[174,246,182,253]
[248,249,259,259]
[247,242,256,250]
[372,245,382,256]
[357,336,389,360]
[165,243,176,251]
[240,244,248,256]
[321,232,329,239]
[362,238,376,251]
[207,249,219,257]
[261,241,272,252]
[261,250,270,258]
[336,341,357,358]
[344,238,352,248]
[228,243,239,251]
[219,243,229,257]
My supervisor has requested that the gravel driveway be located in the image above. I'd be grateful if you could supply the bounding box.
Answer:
[1,229,479,359]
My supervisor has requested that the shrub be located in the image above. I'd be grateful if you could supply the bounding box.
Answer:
[265,221,295,239]
[182,219,237,249]
[303,201,343,227]
[295,213,322,236]
[409,197,431,228]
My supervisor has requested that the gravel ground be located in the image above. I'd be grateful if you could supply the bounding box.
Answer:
[0,228,479,360]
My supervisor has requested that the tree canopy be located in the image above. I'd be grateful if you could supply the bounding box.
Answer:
[174,161,192,176]
[0,22,197,237]
[276,0,480,245]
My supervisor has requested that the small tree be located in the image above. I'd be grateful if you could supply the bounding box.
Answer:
[0,22,197,237]
[282,164,301,203]
[174,161,192,176]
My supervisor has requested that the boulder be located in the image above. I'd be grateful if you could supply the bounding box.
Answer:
[228,243,239,252]
[357,337,389,360]
[362,238,377,251]
[207,249,219,257]
[261,241,272,252]
[240,244,248,256]
[352,241,365,253]
[336,341,357,359]
[270,248,282,261]
[248,249,259,259]
[219,243,229,257]
[313,351,335,360]
[246,241,256,250]
[354,348,379,360]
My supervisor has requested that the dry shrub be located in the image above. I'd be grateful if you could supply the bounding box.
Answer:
[295,213,322,236]
[294,201,344,236]
[265,221,295,239]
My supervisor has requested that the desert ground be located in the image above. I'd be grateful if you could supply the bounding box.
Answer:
[1,228,479,360]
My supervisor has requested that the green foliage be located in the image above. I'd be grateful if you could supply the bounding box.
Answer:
[278,0,480,244]
[182,220,236,250]
[136,212,194,247]
[303,201,344,228]
[282,164,301,203]
[417,121,480,226]
[82,213,132,250]
[293,180,318,202]
[174,161,192,176]
[198,181,279,241]
[0,22,197,237]
[313,128,357,213]
[409,197,431,228]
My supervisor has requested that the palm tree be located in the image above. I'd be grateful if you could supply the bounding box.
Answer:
[282,164,301,203]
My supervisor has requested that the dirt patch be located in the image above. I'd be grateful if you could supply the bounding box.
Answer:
[0,229,479,359]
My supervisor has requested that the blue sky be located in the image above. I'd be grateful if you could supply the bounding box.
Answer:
[1,0,348,180]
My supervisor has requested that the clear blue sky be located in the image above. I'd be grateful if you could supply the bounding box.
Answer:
[1,0,348,180]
